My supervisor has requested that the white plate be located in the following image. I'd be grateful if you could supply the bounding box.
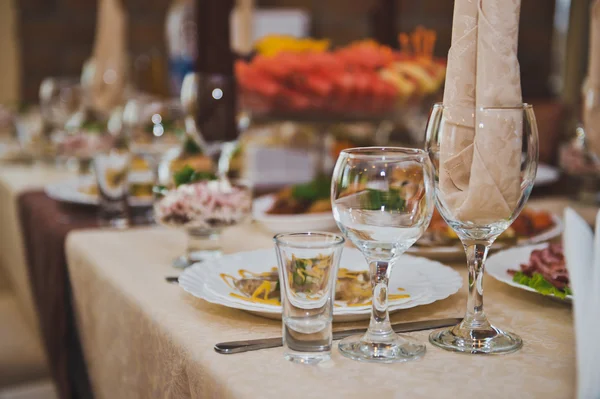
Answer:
[252,194,337,234]
[407,214,564,261]
[179,247,463,322]
[486,243,572,301]
[45,173,153,207]
[535,164,560,186]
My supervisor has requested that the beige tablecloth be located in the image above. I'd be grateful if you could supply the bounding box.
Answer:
[66,219,577,399]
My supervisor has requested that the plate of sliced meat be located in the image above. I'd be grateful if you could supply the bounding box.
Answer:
[486,243,572,301]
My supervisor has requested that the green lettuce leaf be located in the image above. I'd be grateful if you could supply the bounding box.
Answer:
[361,188,406,211]
[512,272,571,299]
[291,175,330,202]
[173,165,217,187]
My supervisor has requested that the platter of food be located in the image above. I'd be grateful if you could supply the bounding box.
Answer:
[178,247,463,322]
[237,30,446,119]
[534,163,560,187]
[252,176,337,233]
[408,208,563,260]
[486,243,571,301]
[45,172,154,207]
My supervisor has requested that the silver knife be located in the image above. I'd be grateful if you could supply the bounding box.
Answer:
[214,317,461,354]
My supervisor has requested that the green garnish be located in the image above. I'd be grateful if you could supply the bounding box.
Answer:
[293,272,306,286]
[291,175,330,202]
[295,259,309,270]
[153,185,169,196]
[362,188,406,211]
[512,272,572,299]
[292,258,310,286]
[81,121,105,132]
[173,165,217,187]
[230,144,242,159]
[182,137,203,155]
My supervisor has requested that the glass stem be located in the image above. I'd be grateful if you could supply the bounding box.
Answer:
[186,227,221,261]
[366,260,394,337]
[463,243,492,330]
[147,157,160,200]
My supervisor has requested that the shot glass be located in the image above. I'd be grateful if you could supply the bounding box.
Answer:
[93,149,131,229]
[273,232,345,364]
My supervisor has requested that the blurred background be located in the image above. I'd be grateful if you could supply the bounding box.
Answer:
[0,0,587,169]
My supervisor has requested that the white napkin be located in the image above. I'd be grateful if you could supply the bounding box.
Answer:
[563,208,600,399]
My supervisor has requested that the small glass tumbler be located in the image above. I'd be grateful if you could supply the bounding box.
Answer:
[93,149,131,229]
[274,232,345,365]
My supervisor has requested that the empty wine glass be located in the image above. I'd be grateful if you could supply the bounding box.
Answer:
[425,104,538,354]
[39,77,86,132]
[331,147,434,363]
[122,96,186,188]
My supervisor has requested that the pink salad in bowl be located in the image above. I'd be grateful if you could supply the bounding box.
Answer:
[155,179,252,229]
[155,178,252,268]
[55,131,114,159]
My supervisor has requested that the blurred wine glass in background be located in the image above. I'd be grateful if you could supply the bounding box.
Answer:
[123,96,186,189]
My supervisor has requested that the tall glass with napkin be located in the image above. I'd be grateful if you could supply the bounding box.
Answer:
[425,0,539,354]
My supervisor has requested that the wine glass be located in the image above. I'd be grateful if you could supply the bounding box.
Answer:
[331,147,435,363]
[154,178,252,268]
[39,77,87,162]
[425,103,538,354]
[39,77,86,132]
[122,96,186,188]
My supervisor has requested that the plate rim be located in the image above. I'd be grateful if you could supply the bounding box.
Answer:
[252,194,334,222]
[407,213,563,257]
[535,163,560,186]
[45,175,153,207]
[178,247,464,316]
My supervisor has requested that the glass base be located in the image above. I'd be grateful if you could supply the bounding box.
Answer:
[172,249,223,269]
[284,352,330,365]
[429,323,523,355]
[98,216,129,230]
[338,333,426,363]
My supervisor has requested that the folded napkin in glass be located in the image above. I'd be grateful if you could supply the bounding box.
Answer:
[563,208,600,399]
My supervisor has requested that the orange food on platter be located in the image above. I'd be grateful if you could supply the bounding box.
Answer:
[236,28,446,118]
[419,208,557,247]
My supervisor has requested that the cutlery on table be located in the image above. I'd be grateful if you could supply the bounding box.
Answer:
[214,317,462,354]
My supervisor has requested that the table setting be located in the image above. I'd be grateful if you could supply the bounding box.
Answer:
[2,0,600,398]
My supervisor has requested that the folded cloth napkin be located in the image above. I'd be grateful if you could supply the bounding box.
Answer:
[583,0,600,155]
[87,0,128,116]
[441,0,523,224]
[563,208,600,399]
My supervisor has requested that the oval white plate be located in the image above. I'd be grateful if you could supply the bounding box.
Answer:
[252,194,337,234]
[179,247,463,322]
[45,173,153,207]
[407,214,563,261]
[486,243,571,302]
[535,164,560,187]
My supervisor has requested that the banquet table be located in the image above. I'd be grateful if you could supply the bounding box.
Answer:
[0,162,594,398]
[66,221,576,399]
